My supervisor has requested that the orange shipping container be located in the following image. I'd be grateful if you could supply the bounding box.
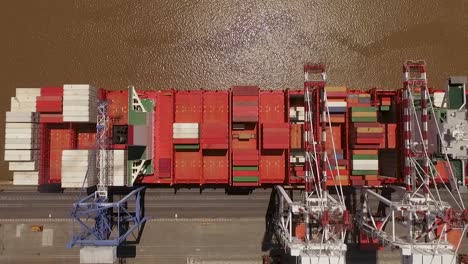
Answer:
[325,125,342,150]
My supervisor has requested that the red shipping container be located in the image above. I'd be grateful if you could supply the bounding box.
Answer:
[326,169,348,176]
[233,155,258,162]
[233,96,258,103]
[41,87,63,96]
[326,92,348,98]
[36,101,62,113]
[233,160,259,166]
[350,176,363,180]
[365,175,379,180]
[173,138,199,144]
[352,149,378,155]
[294,170,305,177]
[233,170,259,176]
[326,180,349,186]
[352,123,381,128]
[327,159,348,166]
[351,179,366,186]
[233,149,258,156]
[366,180,381,186]
[353,132,384,138]
[36,96,62,102]
[201,123,228,139]
[232,86,259,96]
[351,144,380,149]
[40,114,63,123]
[356,138,382,144]
[263,143,289,149]
[232,116,258,122]
[386,124,397,148]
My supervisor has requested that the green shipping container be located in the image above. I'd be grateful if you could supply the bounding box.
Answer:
[174,144,200,150]
[351,117,377,122]
[233,176,259,182]
[351,107,377,112]
[352,154,378,160]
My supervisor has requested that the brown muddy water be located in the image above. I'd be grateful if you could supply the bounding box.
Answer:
[0,1,467,179]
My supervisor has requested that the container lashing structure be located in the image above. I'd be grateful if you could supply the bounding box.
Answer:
[69,95,147,250]
[356,61,468,264]
[274,64,351,264]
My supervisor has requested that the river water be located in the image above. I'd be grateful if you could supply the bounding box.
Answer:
[0,0,467,178]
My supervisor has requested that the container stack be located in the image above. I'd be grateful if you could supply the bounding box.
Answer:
[5,88,41,185]
[232,149,259,184]
[63,84,98,123]
[326,150,349,186]
[380,97,391,111]
[289,106,305,122]
[231,86,260,185]
[349,96,382,186]
[61,150,97,188]
[37,87,64,123]
[351,106,377,123]
[232,87,259,122]
[10,88,40,112]
[325,86,347,123]
[173,123,200,150]
[289,151,305,179]
[320,87,349,186]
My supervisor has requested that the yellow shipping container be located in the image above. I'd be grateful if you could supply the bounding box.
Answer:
[356,127,384,133]
[325,86,347,92]
[352,112,377,117]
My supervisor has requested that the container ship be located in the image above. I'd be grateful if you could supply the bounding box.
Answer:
[4,63,468,190]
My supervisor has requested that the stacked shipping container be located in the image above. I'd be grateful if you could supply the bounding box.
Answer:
[5,88,41,185]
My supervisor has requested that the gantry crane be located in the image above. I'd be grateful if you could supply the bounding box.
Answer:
[274,64,352,264]
[356,61,468,264]
[68,86,148,263]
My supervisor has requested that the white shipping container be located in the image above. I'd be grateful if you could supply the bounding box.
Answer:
[62,100,95,106]
[173,123,199,129]
[5,112,39,123]
[173,133,199,139]
[5,127,38,134]
[173,128,199,134]
[5,123,37,129]
[352,160,379,170]
[295,106,305,112]
[289,108,297,118]
[5,133,36,139]
[63,84,97,91]
[15,88,41,95]
[13,171,39,186]
[63,105,93,111]
[9,161,38,171]
[327,101,347,107]
[4,150,39,161]
[63,116,96,122]
[4,138,37,144]
[11,96,38,102]
[4,143,39,150]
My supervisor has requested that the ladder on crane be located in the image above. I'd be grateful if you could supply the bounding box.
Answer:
[356,61,468,264]
[274,64,351,264]
[68,90,147,264]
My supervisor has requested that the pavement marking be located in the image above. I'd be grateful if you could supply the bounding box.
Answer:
[42,229,53,246]
[15,223,25,238]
